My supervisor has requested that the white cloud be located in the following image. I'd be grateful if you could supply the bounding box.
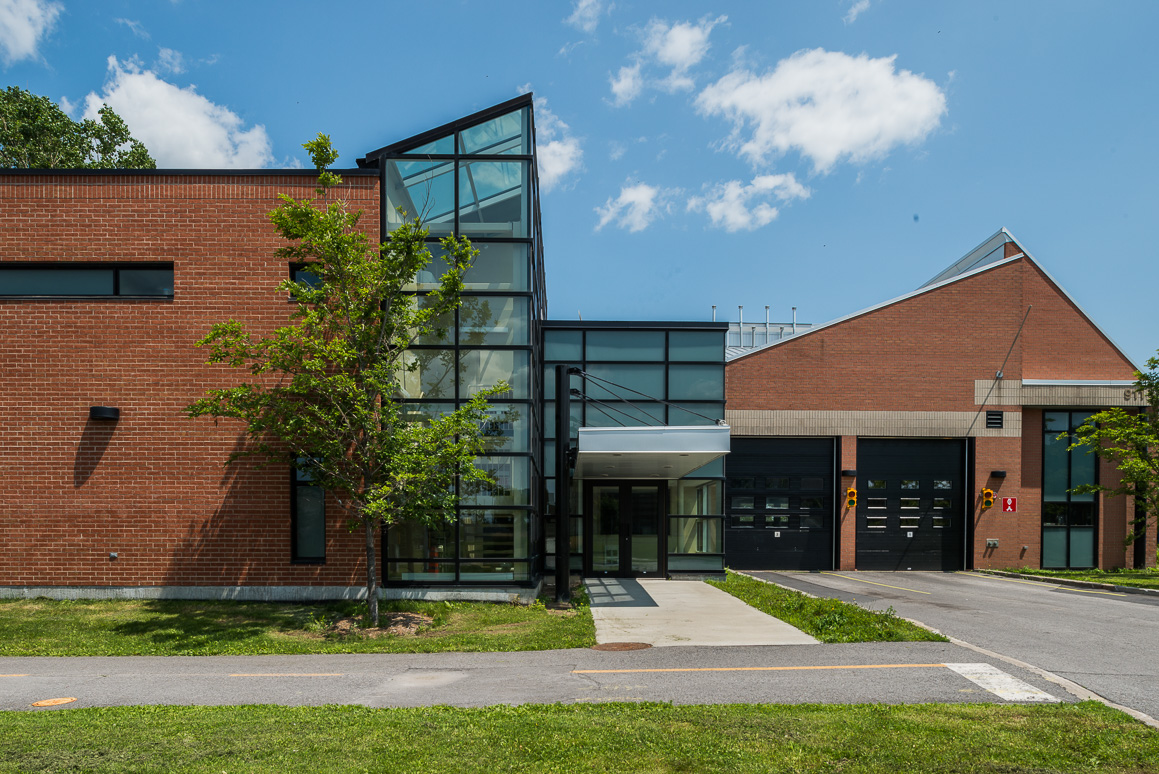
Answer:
[608,141,626,161]
[115,18,149,39]
[157,47,185,74]
[80,56,274,168]
[609,61,643,107]
[643,15,726,92]
[844,0,871,24]
[687,174,810,231]
[696,48,946,173]
[533,101,583,192]
[0,0,61,65]
[565,0,606,33]
[595,182,671,232]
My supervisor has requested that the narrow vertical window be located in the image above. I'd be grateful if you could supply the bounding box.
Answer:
[292,465,325,563]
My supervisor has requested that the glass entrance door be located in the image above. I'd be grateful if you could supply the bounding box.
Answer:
[587,483,664,577]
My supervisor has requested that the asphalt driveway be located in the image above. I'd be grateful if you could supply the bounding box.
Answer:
[746,570,1159,724]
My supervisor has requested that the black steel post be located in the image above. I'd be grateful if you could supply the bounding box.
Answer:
[555,364,572,604]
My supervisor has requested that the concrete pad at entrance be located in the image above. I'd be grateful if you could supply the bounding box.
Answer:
[586,578,819,647]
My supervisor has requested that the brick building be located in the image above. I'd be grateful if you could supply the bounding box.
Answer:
[0,96,1149,601]
[724,230,1153,573]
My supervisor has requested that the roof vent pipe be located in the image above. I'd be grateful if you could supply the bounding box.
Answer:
[792,306,797,334]
[738,306,743,347]
[711,305,716,322]
[764,306,770,346]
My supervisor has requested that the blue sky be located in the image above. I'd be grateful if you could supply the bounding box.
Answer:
[3,0,1155,365]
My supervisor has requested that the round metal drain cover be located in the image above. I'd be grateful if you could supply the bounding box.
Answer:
[591,642,652,651]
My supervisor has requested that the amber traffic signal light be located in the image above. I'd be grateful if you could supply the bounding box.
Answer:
[846,487,857,508]
[981,487,995,508]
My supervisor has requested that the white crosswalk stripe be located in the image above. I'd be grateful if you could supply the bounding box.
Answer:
[945,663,1060,702]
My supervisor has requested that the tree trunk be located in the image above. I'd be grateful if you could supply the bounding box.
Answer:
[364,518,379,627]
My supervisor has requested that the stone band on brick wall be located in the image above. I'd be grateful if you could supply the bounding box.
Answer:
[726,409,1022,437]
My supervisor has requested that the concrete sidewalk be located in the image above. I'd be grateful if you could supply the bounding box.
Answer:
[586,578,819,647]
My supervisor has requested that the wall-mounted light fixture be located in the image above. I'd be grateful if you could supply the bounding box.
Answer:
[990,470,1007,479]
[841,469,857,477]
[89,406,120,421]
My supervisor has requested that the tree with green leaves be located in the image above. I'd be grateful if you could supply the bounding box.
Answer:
[1068,352,1159,552]
[187,135,504,625]
[0,85,155,168]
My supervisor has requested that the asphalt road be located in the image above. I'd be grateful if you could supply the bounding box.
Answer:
[1,641,1066,711]
[748,570,1159,723]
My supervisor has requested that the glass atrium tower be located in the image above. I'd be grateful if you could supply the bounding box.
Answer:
[360,95,546,586]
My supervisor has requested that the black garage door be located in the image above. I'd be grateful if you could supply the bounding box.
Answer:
[856,439,966,571]
[725,438,835,570]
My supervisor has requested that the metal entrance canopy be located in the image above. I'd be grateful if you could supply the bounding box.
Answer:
[574,425,730,479]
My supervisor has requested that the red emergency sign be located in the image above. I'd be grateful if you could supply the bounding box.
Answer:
[1002,497,1017,513]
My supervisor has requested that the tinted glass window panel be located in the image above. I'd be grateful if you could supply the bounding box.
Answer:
[386,521,455,559]
[460,509,530,558]
[668,517,721,553]
[463,456,531,507]
[585,330,665,361]
[399,350,456,400]
[479,403,530,453]
[1043,431,1070,502]
[2,268,114,295]
[458,108,529,155]
[458,161,528,238]
[544,330,583,361]
[408,295,454,345]
[459,561,530,581]
[460,349,529,399]
[294,486,325,560]
[386,561,456,581]
[459,296,529,346]
[404,245,451,291]
[668,554,724,571]
[402,135,454,155]
[668,402,724,426]
[584,363,664,400]
[766,514,790,528]
[668,364,724,401]
[385,159,455,235]
[668,479,722,515]
[586,400,665,428]
[464,242,530,291]
[119,268,173,296]
[1070,444,1096,501]
[668,330,725,361]
[1044,412,1068,433]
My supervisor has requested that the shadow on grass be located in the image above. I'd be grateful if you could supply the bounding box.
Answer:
[108,600,360,650]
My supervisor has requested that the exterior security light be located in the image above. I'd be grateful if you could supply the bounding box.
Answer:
[841,469,857,477]
[89,406,119,421]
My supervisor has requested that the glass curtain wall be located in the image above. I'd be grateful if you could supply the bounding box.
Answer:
[376,97,545,585]
[1043,411,1097,569]
[542,324,727,575]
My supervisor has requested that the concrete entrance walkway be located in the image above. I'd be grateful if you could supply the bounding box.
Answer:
[586,578,819,647]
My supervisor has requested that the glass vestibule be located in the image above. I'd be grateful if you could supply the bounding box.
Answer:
[1043,411,1097,569]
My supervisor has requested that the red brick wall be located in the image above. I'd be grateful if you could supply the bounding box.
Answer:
[0,172,382,588]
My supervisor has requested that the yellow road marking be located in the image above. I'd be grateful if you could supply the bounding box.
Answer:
[229,673,344,677]
[961,573,1059,588]
[0,674,29,677]
[820,573,931,594]
[31,697,76,707]
[964,573,1125,596]
[1064,587,1126,597]
[574,664,945,674]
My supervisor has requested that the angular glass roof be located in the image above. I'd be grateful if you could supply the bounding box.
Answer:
[359,93,534,164]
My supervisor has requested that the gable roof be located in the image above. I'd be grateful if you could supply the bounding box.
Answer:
[726,227,1137,369]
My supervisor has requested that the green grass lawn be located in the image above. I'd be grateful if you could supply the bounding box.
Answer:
[999,567,1159,590]
[0,596,595,656]
[708,570,946,643]
[0,702,1155,773]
